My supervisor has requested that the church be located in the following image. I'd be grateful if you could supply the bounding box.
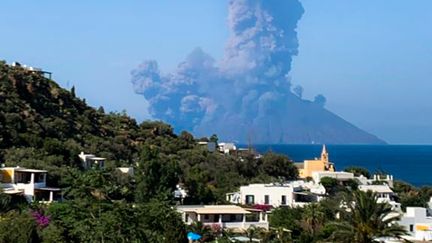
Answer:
[295,145,335,179]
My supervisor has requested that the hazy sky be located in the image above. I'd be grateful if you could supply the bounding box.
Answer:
[1,1,431,144]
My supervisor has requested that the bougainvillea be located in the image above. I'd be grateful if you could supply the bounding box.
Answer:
[31,210,50,228]
[253,204,272,212]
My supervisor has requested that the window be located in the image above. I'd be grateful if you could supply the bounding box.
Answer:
[35,173,45,183]
[281,195,287,205]
[409,224,414,232]
[204,214,209,220]
[245,195,255,204]
[264,195,270,205]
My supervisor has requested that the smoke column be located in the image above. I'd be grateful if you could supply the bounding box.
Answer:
[131,0,305,143]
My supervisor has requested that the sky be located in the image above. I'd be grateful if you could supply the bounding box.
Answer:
[1,0,431,144]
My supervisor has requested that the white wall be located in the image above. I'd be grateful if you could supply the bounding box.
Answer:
[399,207,432,239]
[239,184,295,207]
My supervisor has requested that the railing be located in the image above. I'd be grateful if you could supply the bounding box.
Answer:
[203,221,269,230]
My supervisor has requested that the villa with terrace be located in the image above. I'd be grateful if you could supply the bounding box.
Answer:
[0,166,62,203]
[176,205,269,231]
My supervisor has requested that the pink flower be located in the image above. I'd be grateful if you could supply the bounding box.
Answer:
[31,210,51,228]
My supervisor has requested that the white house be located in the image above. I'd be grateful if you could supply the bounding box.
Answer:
[312,171,355,184]
[79,152,106,169]
[176,205,268,231]
[398,207,432,241]
[218,143,237,154]
[226,181,325,208]
[354,174,394,188]
[174,184,188,203]
[0,167,62,203]
[358,184,401,211]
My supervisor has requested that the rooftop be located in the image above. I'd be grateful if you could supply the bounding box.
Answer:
[87,157,106,161]
[35,187,61,191]
[358,185,393,194]
[177,205,251,214]
[16,168,48,173]
[1,167,47,173]
[294,163,304,169]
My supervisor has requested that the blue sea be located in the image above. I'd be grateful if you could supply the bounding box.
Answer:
[251,145,432,187]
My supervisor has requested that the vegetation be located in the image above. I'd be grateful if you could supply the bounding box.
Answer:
[0,62,300,241]
[0,62,424,242]
[329,190,407,243]
[344,166,371,178]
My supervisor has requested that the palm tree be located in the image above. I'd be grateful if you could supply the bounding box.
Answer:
[243,225,265,242]
[268,227,292,243]
[300,203,326,237]
[329,190,407,243]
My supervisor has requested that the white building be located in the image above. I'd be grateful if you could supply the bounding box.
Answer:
[218,143,237,154]
[398,207,432,241]
[174,184,188,202]
[358,184,401,211]
[10,62,52,79]
[0,167,62,203]
[177,205,268,231]
[312,171,355,184]
[226,181,325,208]
[79,152,106,169]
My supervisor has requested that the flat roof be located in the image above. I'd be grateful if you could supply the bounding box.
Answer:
[294,163,304,169]
[2,189,23,194]
[88,157,106,161]
[1,167,47,173]
[314,171,352,175]
[177,205,251,215]
[15,168,47,173]
[358,185,393,194]
[35,187,61,191]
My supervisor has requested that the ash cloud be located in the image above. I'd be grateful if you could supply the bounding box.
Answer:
[131,0,319,143]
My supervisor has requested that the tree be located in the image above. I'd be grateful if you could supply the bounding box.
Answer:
[319,177,339,195]
[344,166,371,178]
[328,190,407,243]
[243,225,265,242]
[135,146,180,203]
[188,221,214,242]
[0,211,38,243]
[270,206,303,238]
[299,203,327,237]
[260,152,298,180]
[70,85,76,97]
[209,134,219,146]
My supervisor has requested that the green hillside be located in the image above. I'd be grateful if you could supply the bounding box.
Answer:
[0,61,297,191]
[0,61,427,242]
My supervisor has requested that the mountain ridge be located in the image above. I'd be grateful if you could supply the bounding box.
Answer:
[193,92,386,144]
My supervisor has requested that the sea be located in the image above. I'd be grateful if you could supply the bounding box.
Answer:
[251,145,432,187]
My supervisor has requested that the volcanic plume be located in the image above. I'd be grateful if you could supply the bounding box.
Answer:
[131,0,385,144]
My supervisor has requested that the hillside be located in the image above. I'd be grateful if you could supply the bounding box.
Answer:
[0,61,297,200]
[0,61,186,168]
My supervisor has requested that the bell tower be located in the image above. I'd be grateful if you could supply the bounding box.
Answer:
[321,144,329,162]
